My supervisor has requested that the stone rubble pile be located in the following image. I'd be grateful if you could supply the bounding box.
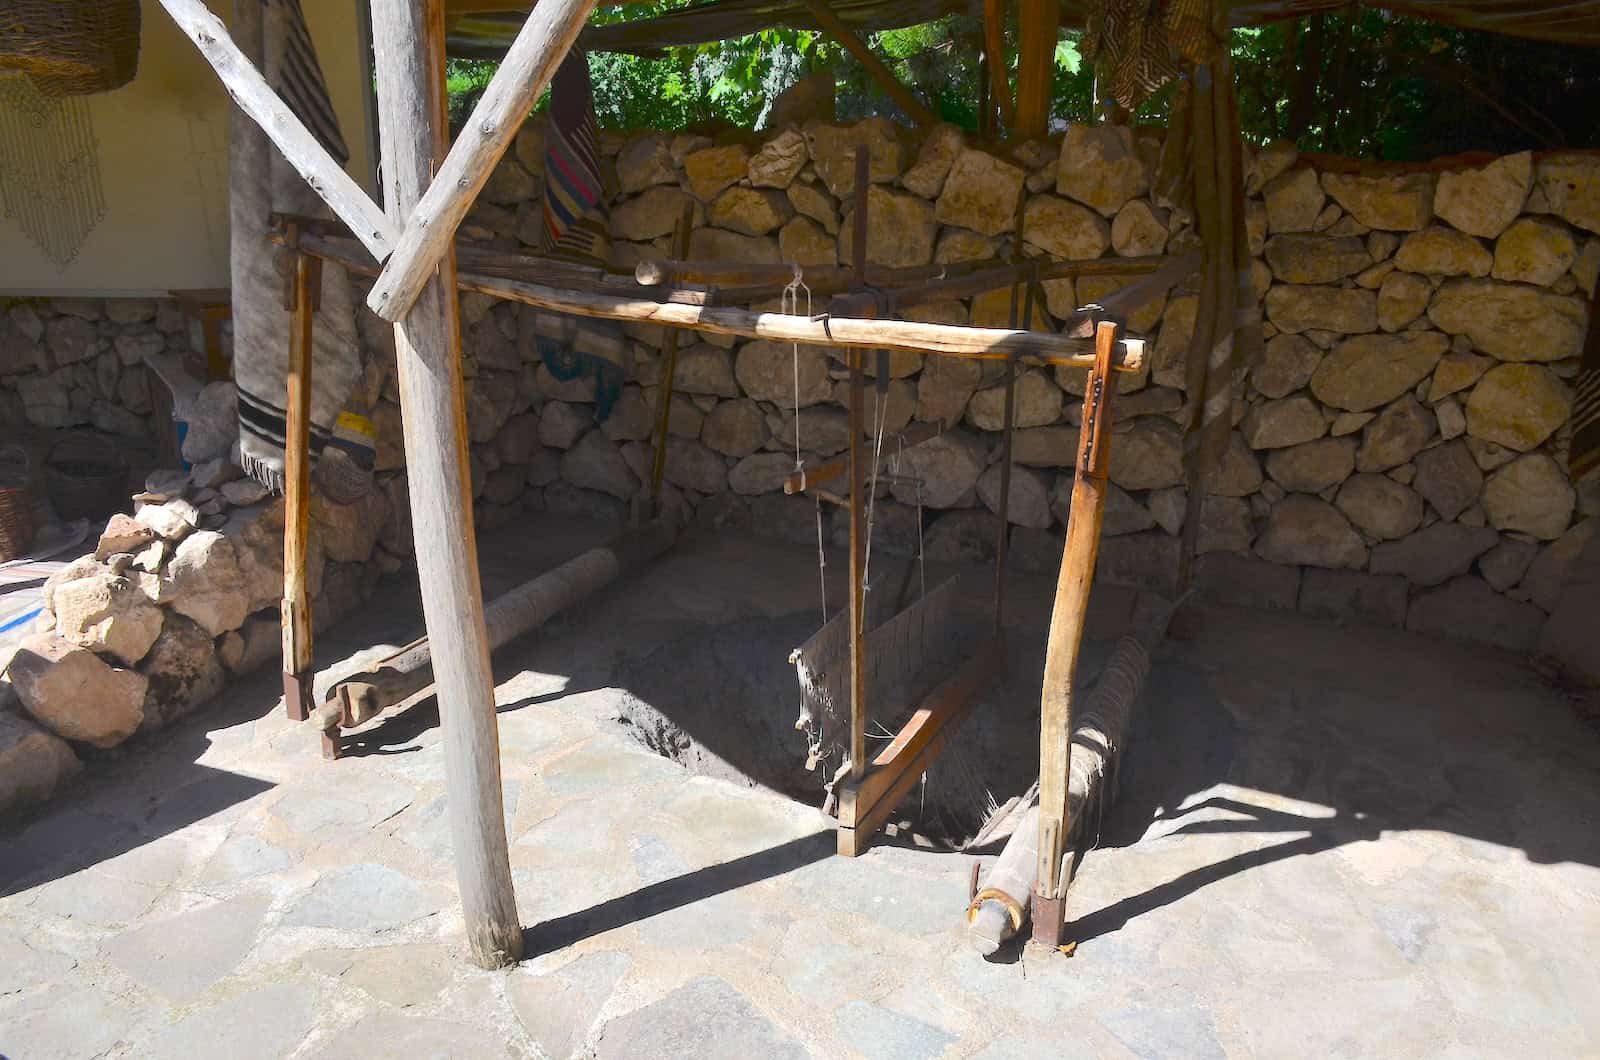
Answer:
[1,457,393,813]
[448,118,1595,653]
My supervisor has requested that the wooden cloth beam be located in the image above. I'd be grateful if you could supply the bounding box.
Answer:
[289,230,1150,368]
[156,0,397,260]
[367,0,599,322]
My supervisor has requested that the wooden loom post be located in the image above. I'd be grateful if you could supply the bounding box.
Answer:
[846,145,870,805]
[649,202,695,506]
[1013,0,1058,139]
[983,0,1016,131]
[370,0,522,968]
[1032,319,1120,948]
[281,229,318,726]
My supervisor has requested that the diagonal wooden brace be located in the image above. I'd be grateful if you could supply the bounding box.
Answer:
[156,0,397,261]
[366,0,600,322]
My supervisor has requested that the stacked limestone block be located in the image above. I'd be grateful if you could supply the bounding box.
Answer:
[0,297,180,437]
[455,117,1593,653]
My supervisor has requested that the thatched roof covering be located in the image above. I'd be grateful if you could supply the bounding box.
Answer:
[445,0,1600,59]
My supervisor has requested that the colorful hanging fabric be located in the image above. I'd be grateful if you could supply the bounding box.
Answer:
[1082,0,1227,109]
[538,49,627,420]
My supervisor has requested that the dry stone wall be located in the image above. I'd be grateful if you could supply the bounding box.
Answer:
[0,297,175,439]
[453,118,1596,654]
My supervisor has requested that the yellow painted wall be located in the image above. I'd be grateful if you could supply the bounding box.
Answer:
[0,0,374,296]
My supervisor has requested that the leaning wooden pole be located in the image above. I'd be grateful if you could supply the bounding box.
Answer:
[370,0,522,968]
[649,202,695,508]
[846,145,870,800]
[1032,319,1120,948]
[281,235,318,725]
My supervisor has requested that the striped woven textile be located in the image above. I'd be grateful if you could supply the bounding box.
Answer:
[232,0,369,497]
[1571,283,1600,481]
[536,50,628,420]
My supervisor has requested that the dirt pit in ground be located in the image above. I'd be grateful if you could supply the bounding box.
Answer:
[605,611,1114,847]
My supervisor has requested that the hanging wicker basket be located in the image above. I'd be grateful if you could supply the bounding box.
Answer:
[0,444,32,563]
[0,0,142,98]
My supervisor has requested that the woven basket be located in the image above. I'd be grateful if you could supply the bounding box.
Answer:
[0,444,31,563]
[44,432,125,522]
[0,0,141,97]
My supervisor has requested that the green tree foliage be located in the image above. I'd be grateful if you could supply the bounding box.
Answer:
[448,9,1600,159]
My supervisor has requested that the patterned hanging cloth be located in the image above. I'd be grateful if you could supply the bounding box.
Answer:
[1571,282,1600,481]
[231,0,375,500]
[535,49,628,421]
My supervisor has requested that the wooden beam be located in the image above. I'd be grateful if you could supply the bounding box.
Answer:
[289,230,1151,369]
[317,524,675,731]
[1033,320,1120,949]
[1013,0,1058,139]
[367,0,599,321]
[983,0,1016,131]
[837,638,1002,855]
[370,0,522,969]
[155,0,396,260]
[281,238,318,725]
[798,0,939,129]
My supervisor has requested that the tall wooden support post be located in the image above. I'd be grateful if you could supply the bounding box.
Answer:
[649,202,695,508]
[370,0,522,968]
[282,232,318,726]
[1013,0,1058,138]
[1033,320,1120,948]
[846,145,870,804]
[983,0,1016,132]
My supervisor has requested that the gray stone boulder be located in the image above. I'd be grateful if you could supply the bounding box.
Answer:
[1109,418,1183,491]
[51,571,164,666]
[8,634,148,747]
[1370,521,1497,586]
[1265,285,1378,335]
[1465,364,1571,452]
[1433,152,1531,238]
[735,341,831,407]
[1265,437,1356,494]
[167,531,249,637]
[1254,495,1368,569]
[1021,195,1111,260]
[1242,396,1327,451]
[1405,576,1543,651]
[1491,217,1577,286]
[139,614,226,730]
[1393,226,1492,277]
[561,431,639,500]
[1482,453,1575,541]
[1412,441,1483,522]
[1263,234,1371,284]
[1356,396,1435,473]
[1427,280,1584,362]
[977,464,1052,528]
[1335,473,1423,540]
[1310,331,1448,413]
[935,148,1025,236]
[1321,171,1434,231]
[748,129,808,188]
[0,710,81,817]
[889,430,986,509]
[1055,124,1148,216]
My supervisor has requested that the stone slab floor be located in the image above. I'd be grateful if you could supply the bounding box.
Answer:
[3,515,1598,1059]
